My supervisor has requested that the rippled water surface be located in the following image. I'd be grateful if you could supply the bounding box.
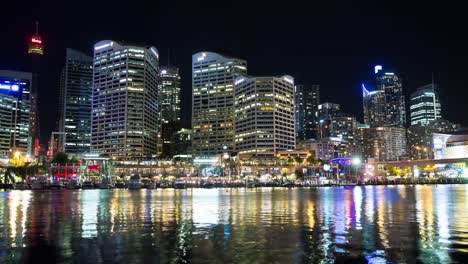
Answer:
[1,185,468,263]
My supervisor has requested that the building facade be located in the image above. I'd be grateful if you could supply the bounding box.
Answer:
[361,126,407,162]
[317,102,340,139]
[409,84,441,126]
[58,48,93,155]
[159,66,181,157]
[0,71,32,158]
[408,119,461,160]
[234,76,295,160]
[294,84,320,140]
[192,52,247,156]
[91,40,160,160]
[171,128,192,156]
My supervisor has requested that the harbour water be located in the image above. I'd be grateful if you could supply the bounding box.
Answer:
[0,185,467,263]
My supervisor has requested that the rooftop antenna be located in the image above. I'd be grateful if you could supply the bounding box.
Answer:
[35,21,39,35]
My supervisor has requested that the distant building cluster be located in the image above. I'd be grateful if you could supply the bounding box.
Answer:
[1,28,466,164]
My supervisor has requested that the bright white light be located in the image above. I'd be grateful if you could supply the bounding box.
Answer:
[283,77,294,84]
[374,65,382,74]
[352,157,361,165]
[95,42,113,50]
[161,70,167,74]
[197,52,206,61]
[234,78,245,85]
[150,48,159,59]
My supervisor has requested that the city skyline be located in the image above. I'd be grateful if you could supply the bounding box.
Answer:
[1,2,468,146]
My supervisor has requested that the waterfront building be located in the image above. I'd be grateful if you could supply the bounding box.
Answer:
[192,52,247,156]
[28,21,44,157]
[408,119,461,160]
[297,137,345,161]
[159,66,181,157]
[433,132,468,160]
[58,48,93,155]
[91,40,160,160]
[0,71,32,158]
[171,128,192,156]
[317,102,340,138]
[362,65,406,127]
[361,126,407,162]
[409,84,442,126]
[234,75,295,160]
[294,84,320,140]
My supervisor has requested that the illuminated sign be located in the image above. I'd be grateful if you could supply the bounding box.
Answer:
[0,83,20,92]
[88,165,100,171]
[197,52,206,61]
[94,42,113,50]
[31,37,42,44]
[374,65,382,74]
[161,70,167,74]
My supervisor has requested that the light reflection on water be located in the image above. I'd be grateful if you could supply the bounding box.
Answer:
[0,185,467,263]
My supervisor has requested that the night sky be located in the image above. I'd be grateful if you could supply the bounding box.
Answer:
[1,1,467,145]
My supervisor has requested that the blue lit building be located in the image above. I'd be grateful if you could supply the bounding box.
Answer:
[0,71,32,158]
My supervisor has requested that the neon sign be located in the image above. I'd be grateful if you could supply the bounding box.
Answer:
[0,83,20,92]
[31,37,42,44]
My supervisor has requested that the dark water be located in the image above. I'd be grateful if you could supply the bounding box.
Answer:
[0,185,468,263]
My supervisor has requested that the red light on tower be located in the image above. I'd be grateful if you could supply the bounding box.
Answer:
[28,22,44,56]
[31,37,42,44]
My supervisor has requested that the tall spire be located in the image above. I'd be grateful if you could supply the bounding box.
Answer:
[35,21,39,35]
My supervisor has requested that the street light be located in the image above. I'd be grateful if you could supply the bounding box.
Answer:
[352,157,361,181]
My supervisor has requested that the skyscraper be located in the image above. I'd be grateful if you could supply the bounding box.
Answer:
[362,65,406,127]
[317,102,340,138]
[192,52,247,156]
[91,40,160,160]
[159,66,181,157]
[0,71,32,158]
[234,76,295,160]
[362,85,386,127]
[58,49,93,155]
[27,21,44,157]
[409,84,441,126]
[295,84,320,140]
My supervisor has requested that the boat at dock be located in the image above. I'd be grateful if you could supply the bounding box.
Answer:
[81,181,95,189]
[66,179,81,189]
[174,180,186,189]
[31,176,48,190]
[128,175,142,190]
[49,181,64,189]
[13,181,30,190]
[97,177,114,189]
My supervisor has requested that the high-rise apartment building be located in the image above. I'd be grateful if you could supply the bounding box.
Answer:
[361,126,407,161]
[192,52,247,156]
[362,86,386,127]
[91,40,160,160]
[159,66,181,157]
[363,65,406,127]
[0,71,32,158]
[409,84,441,126]
[295,84,320,140]
[234,75,295,160]
[317,102,340,138]
[58,48,93,155]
